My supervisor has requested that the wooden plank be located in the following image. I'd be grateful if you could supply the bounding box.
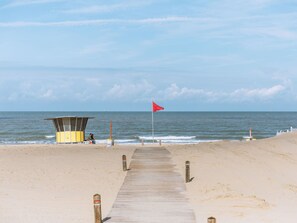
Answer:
[106,147,196,223]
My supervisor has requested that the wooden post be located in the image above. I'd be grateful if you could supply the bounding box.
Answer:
[207,216,216,223]
[122,155,127,171]
[141,139,144,146]
[110,120,113,140]
[185,161,190,183]
[159,139,162,146]
[93,194,102,223]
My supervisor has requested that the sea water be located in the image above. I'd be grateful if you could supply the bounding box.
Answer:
[0,112,296,145]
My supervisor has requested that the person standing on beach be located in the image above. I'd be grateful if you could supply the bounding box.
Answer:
[87,133,95,144]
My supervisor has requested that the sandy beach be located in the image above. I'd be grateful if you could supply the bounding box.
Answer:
[1,133,297,222]
[0,144,135,223]
[168,132,297,223]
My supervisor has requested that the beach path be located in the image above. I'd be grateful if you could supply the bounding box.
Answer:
[106,147,196,223]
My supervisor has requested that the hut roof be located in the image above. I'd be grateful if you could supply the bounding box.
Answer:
[45,116,94,120]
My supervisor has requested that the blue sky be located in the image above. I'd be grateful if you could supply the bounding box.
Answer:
[1,0,297,111]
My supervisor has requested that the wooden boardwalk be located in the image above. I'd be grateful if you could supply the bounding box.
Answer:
[106,147,196,223]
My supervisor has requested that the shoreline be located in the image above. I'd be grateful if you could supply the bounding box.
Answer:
[0,136,272,146]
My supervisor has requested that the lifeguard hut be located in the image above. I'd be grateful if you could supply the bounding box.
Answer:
[46,116,94,143]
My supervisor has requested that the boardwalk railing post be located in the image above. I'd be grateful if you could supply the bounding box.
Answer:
[122,155,127,171]
[93,194,102,223]
[207,216,216,223]
[159,140,162,146]
[185,161,190,183]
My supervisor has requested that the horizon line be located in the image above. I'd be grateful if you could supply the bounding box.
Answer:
[1,110,297,113]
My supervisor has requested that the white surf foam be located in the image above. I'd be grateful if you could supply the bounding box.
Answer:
[94,139,137,144]
[137,135,220,144]
[45,135,55,139]
[139,136,196,140]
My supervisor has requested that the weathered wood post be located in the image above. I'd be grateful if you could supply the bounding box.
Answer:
[207,216,216,223]
[122,155,127,171]
[185,161,190,183]
[159,139,162,146]
[93,194,102,223]
[109,120,112,141]
[141,139,144,146]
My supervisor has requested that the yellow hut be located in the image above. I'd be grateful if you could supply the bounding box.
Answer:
[46,116,94,143]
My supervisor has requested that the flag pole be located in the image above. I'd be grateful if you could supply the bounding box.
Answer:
[152,101,154,143]
[151,101,164,144]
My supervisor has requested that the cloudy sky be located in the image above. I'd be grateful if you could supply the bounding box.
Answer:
[0,0,297,111]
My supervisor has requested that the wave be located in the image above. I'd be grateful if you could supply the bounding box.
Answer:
[115,139,136,143]
[136,135,221,144]
[0,140,53,144]
[138,136,196,140]
[94,139,137,144]
[45,135,55,139]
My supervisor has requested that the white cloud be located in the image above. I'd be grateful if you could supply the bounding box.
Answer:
[39,89,56,99]
[0,72,288,105]
[5,80,59,101]
[161,84,217,100]
[62,1,153,14]
[106,80,154,100]
[2,0,65,8]
[0,17,212,28]
[159,84,286,102]
[63,4,124,14]
[0,20,107,27]
[230,85,285,100]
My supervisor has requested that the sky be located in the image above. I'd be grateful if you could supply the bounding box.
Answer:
[1,0,297,111]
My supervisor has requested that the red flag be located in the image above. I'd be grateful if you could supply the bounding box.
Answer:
[152,101,164,112]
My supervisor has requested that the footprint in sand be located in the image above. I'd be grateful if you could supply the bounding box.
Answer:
[286,184,297,193]
[215,194,270,209]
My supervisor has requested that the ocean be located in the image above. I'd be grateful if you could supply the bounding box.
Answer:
[0,112,296,145]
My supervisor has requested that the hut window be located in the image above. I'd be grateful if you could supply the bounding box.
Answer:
[57,118,64,131]
[77,118,83,131]
[64,118,70,131]
[71,118,76,131]
[82,118,88,131]
[53,119,59,132]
